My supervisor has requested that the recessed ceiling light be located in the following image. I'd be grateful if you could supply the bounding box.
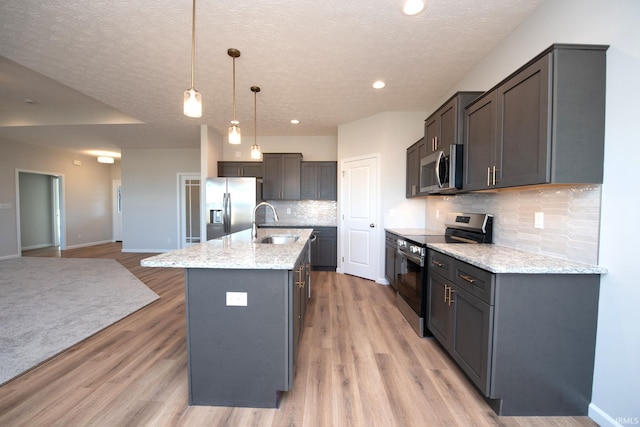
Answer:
[373,81,386,89]
[403,0,425,16]
[290,119,300,124]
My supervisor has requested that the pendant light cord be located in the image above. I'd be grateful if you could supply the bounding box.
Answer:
[232,57,237,121]
[190,0,196,89]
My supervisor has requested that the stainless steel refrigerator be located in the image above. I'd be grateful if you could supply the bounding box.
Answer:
[205,177,262,240]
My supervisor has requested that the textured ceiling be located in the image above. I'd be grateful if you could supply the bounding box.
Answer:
[0,0,544,156]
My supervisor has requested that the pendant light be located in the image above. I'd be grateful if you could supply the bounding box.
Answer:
[250,86,261,160]
[183,0,202,117]
[228,48,241,144]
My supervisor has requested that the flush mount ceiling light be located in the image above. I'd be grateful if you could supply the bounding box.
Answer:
[228,48,242,145]
[403,0,425,16]
[97,156,115,164]
[290,119,300,124]
[183,0,202,118]
[250,86,262,160]
[373,80,386,89]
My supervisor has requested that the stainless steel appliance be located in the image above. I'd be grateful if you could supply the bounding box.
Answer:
[205,177,262,240]
[395,213,493,337]
[419,144,463,194]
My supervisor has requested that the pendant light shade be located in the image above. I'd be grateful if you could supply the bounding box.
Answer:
[250,86,261,160]
[184,88,202,118]
[183,0,202,118]
[228,48,241,144]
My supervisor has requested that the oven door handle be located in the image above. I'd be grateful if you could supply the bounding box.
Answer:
[397,248,424,267]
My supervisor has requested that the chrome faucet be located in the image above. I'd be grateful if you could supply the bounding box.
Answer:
[252,201,279,240]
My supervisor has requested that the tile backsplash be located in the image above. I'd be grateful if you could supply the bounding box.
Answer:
[424,185,602,265]
[263,200,337,226]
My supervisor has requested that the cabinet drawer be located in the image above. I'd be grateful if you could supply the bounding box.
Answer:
[453,260,494,304]
[428,250,454,281]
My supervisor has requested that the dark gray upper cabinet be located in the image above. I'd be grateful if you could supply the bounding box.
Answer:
[407,92,481,198]
[405,137,425,198]
[464,44,608,191]
[263,153,302,200]
[217,161,263,177]
[424,92,483,155]
[300,162,337,200]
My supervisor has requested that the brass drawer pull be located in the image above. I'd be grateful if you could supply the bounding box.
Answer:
[432,260,445,268]
[459,274,476,284]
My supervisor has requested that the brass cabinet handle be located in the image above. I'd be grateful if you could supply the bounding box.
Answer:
[432,260,444,268]
[487,167,491,187]
[444,284,449,303]
[447,288,455,306]
[492,165,497,186]
[459,274,476,284]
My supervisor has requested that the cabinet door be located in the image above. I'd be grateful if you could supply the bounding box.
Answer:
[424,116,439,153]
[384,237,397,287]
[282,154,302,200]
[497,53,551,188]
[427,273,453,349]
[450,285,493,395]
[317,162,337,200]
[262,155,282,199]
[406,143,419,197]
[464,91,497,191]
[241,163,263,178]
[300,163,317,199]
[311,227,337,270]
[437,98,457,154]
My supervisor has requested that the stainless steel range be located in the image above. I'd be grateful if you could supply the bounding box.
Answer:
[395,213,493,337]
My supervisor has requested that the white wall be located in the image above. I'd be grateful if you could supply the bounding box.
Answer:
[337,111,428,282]
[427,0,640,424]
[121,148,200,252]
[0,139,113,258]
[223,135,337,161]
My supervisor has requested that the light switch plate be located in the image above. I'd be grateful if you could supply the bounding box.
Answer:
[226,291,247,306]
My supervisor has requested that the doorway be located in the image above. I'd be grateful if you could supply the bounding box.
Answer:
[178,174,201,248]
[340,154,380,282]
[17,170,64,252]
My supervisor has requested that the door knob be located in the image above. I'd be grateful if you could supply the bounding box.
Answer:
[370,223,375,228]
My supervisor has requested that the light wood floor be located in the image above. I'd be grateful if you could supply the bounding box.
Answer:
[0,243,597,426]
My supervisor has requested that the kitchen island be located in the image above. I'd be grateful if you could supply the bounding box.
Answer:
[141,228,313,408]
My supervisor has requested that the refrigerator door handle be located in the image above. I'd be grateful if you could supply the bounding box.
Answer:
[222,192,229,235]
[228,192,232,235]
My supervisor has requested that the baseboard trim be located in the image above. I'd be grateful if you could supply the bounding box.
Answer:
[65,240,113,250]
[0,253,20,261]
[589,403,624,427]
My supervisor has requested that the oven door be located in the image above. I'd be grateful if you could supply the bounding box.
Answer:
[395,249,425,317]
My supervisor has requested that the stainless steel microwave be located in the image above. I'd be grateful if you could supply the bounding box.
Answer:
[419,144,463,194]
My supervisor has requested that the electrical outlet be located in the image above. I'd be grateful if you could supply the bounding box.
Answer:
[436,209,440,219]
[286,208,291,214]
[534,212,544,229]
[226,292,247,306]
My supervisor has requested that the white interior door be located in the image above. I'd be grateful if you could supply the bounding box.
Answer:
[112,180,123,242]
[341,155,379,281]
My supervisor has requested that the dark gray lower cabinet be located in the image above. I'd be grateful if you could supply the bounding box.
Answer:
[311,227,337,271]
[384,232,398,288]
[185,246,308,408]
[427,249,600,416]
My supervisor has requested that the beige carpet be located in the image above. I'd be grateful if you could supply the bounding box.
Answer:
[0,257,159,385]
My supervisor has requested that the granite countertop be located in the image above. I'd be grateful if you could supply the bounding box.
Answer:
[140,228,313,270]
[385,227,607,274]
[427,243,607,275]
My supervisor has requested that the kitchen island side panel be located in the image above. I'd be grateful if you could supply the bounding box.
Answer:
[490,273,600,416]
[186,268,289,408]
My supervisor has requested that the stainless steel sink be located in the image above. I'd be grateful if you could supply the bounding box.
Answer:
[259,235,299,244]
